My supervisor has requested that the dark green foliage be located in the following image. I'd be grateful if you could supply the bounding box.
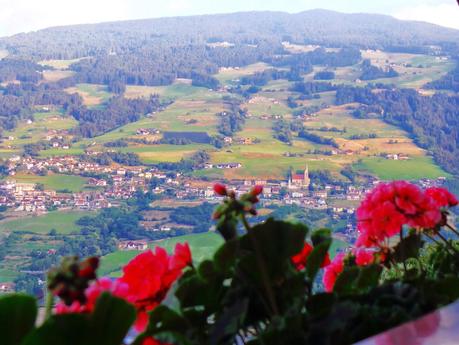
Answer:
[0,295,37,345]
[360,59,399,81]
[22,293,135,345]
[298,130,339,148]
[314,71,335,80]
[272,119,292,144]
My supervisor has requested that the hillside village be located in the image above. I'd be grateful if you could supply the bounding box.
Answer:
[0,154,447,241]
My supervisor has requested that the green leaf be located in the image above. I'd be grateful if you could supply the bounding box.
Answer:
[133,306,191,345]
[23,294,135,345]
[90,293,136,345]
[240,219,308,280]
[209,298,248,345]
[333,266,360,294]
[0,294,37,345]
[356,264,382,290]
[198,260,217,281]
[311,228,332,246]
[213,239,239,275]
[22,314,91,345]
[306,293,336,318]
[392,233,423,263]
[305,239,331,282]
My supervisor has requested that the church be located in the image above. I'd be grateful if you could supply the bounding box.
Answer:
[288,165,311,189]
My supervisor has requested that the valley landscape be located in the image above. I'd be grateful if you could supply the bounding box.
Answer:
[0,10,458,295]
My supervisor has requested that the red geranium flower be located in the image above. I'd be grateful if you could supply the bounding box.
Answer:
[323,253,345,292]
[371,201,407,238]
[251,185,263,196]
[119,245,192,331]
[393,181,425,215]
[291,242,330,270]
[425,187,459,208]
[169,242,192,270]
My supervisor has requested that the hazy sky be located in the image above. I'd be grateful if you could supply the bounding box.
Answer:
[0,0,458,37]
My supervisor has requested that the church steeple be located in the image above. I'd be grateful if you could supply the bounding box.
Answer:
[303,164,310,187]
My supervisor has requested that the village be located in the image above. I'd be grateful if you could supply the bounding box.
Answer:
[0,155,447,238]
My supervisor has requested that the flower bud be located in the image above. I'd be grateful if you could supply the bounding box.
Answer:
[251,185,263,196]
[213,183,227,196]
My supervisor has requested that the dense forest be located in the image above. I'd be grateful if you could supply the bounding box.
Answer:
[426,59,459,92]
[2,10,458,60]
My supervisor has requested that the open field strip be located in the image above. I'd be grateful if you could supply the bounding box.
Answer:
[0,210,95,235]
[9,172,89,192]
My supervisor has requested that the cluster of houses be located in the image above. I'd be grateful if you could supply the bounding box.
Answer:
[0,156,448,229]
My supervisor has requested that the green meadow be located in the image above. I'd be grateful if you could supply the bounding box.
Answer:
[11,173,88,192]
[99,232,224,276]
[354,156,448,180]
[0,210,95,235]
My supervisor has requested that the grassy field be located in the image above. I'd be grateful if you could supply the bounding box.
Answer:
[119,144,214,163]
[125,82,219,102]
[354,156,448,180]
[99,230,348,278]
[42,70,75,82]
[0,269,19,283]
[215,62,271,85]
[99,232,224,276]
[65,83,113,108]
[39,58,85,70]
[11,173,88,192]
[2,111,78,148]
[0,210,94,235]
[361,50,455,89]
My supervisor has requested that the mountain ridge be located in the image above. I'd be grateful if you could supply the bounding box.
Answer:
[1,9,457,59]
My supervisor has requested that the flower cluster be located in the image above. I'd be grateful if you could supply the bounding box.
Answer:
[55,243,192,334]
[213,183,263,218]
[48,256,100,306]
[212,184,263,240]
[356,181,458,248]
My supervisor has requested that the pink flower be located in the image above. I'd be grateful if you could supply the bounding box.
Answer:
[356,181,455,247]
[371,201,407,238]
[354,248,376,266]
[393,181,424,215]
[323,253,345,292]
[56,277,131,314]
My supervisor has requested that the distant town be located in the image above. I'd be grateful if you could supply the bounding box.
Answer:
[0,153,447,244]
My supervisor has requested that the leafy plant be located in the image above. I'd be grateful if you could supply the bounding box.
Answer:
[2,181,459,345]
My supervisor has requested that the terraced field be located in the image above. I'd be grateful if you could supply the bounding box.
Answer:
[3,49,450,182]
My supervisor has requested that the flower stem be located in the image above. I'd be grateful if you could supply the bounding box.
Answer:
[44,290,54,321]
[437,232,459,254]
[445,222,459,238]
[399,230,408,273]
